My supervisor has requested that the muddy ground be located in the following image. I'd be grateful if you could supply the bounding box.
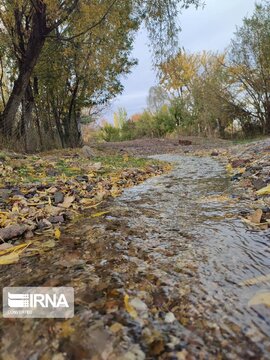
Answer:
[98,137,230,156]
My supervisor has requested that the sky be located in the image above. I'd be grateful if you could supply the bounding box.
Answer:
[105,0,257,121]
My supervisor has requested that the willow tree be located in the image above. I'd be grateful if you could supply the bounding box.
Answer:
[0,0,200,149]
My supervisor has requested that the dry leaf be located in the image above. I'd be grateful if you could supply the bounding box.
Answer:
[54,228,61,240]
[240,273,270,286]
[0,242,30,256]
[256,184,270,196]
[91,211,110,218]
[247,209,263,224]
[248,292,270,307]
[226,164,233,173]
[124,294,137,319]
[61,195,75,208]
[110,323,123,333]
[0,252,20,265]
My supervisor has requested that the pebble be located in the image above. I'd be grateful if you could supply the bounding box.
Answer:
[165,312,176,323]
[130,298,148,312]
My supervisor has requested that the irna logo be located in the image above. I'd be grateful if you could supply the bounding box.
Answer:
[3,287,74,318]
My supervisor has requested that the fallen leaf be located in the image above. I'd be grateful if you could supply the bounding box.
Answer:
[55,320,75,338]
[256,184,270,196]
[0,242,30,256]
[226,164,233,173]
[240,273,270,286]
[42,239,56,249]
[55,228,61,240]
[247,209,263,224]
[242,218,268,229]
[61,195,75,208]
[124,294,137,319]
[91,211,110,218]
[0,252,20,265]
[248,292,270,307]
[110,323,123,333]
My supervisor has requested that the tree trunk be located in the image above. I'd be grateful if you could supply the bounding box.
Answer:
[1,2,47,136]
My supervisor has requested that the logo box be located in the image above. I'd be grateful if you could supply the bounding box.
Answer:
[3,287,74,318]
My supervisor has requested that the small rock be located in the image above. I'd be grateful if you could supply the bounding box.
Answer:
[130,298,148,312]
[0,243,13,251]
[82,145,95,159]
[86,184,94,192]
[211,151,219,157]
[54,191,64,204]
[92,162,102,171]
[37,219,52,230]
[24,230,34,239]
[48,215,65,224]
[120,345,145,360]
[0,224,28,241]
[46,169,59,177]
[51,354,65,360]
[0,189,11,200]
[252,179,267,191]
[231,159,249,168]
[75,175,89,182]
[179,140,192,146]
[164,312,176,323]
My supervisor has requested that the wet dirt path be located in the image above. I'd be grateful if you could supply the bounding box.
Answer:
[1,155,270,359]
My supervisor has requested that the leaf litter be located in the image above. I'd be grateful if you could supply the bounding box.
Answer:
[0,148,170,264]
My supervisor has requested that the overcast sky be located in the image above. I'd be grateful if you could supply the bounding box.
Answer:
[106,0,257,120]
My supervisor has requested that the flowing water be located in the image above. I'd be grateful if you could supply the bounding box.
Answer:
[1,154,270,359]
[109,154,270,358]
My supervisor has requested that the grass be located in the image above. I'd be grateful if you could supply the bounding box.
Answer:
[92,155,161,171]
[1,152,166,186]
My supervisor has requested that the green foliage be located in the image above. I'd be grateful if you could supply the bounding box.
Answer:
[100,105,179,142]
[0,0,200,151]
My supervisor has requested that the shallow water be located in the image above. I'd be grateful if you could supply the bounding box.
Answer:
[113,154,270,357]
[1,154,270,359]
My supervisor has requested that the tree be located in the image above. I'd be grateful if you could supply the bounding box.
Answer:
[229,1,270,134]
[0,0,201,149]
[159,50,234,136]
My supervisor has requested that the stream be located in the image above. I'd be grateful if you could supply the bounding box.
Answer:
[1,154,270,360]
[107,154,270,359]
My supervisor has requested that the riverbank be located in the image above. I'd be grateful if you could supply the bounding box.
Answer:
[0,147,170,263]
[0,137,270,359]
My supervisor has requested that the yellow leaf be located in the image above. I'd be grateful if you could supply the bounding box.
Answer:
[240,274,270,286]
[12,204,19,212]
[0,243,30,256]
[247,209,263,224]
[124,294,137,319]
[110,186,121,198]
[248,292,270,307]
[0,252,19,265]
[55,320,75,338]
[237,167,246,174]
[54,228,61,240]
[91,211,110,218]
[256,185,270,196]
[110,322,123,333]
[226,164,233,173]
